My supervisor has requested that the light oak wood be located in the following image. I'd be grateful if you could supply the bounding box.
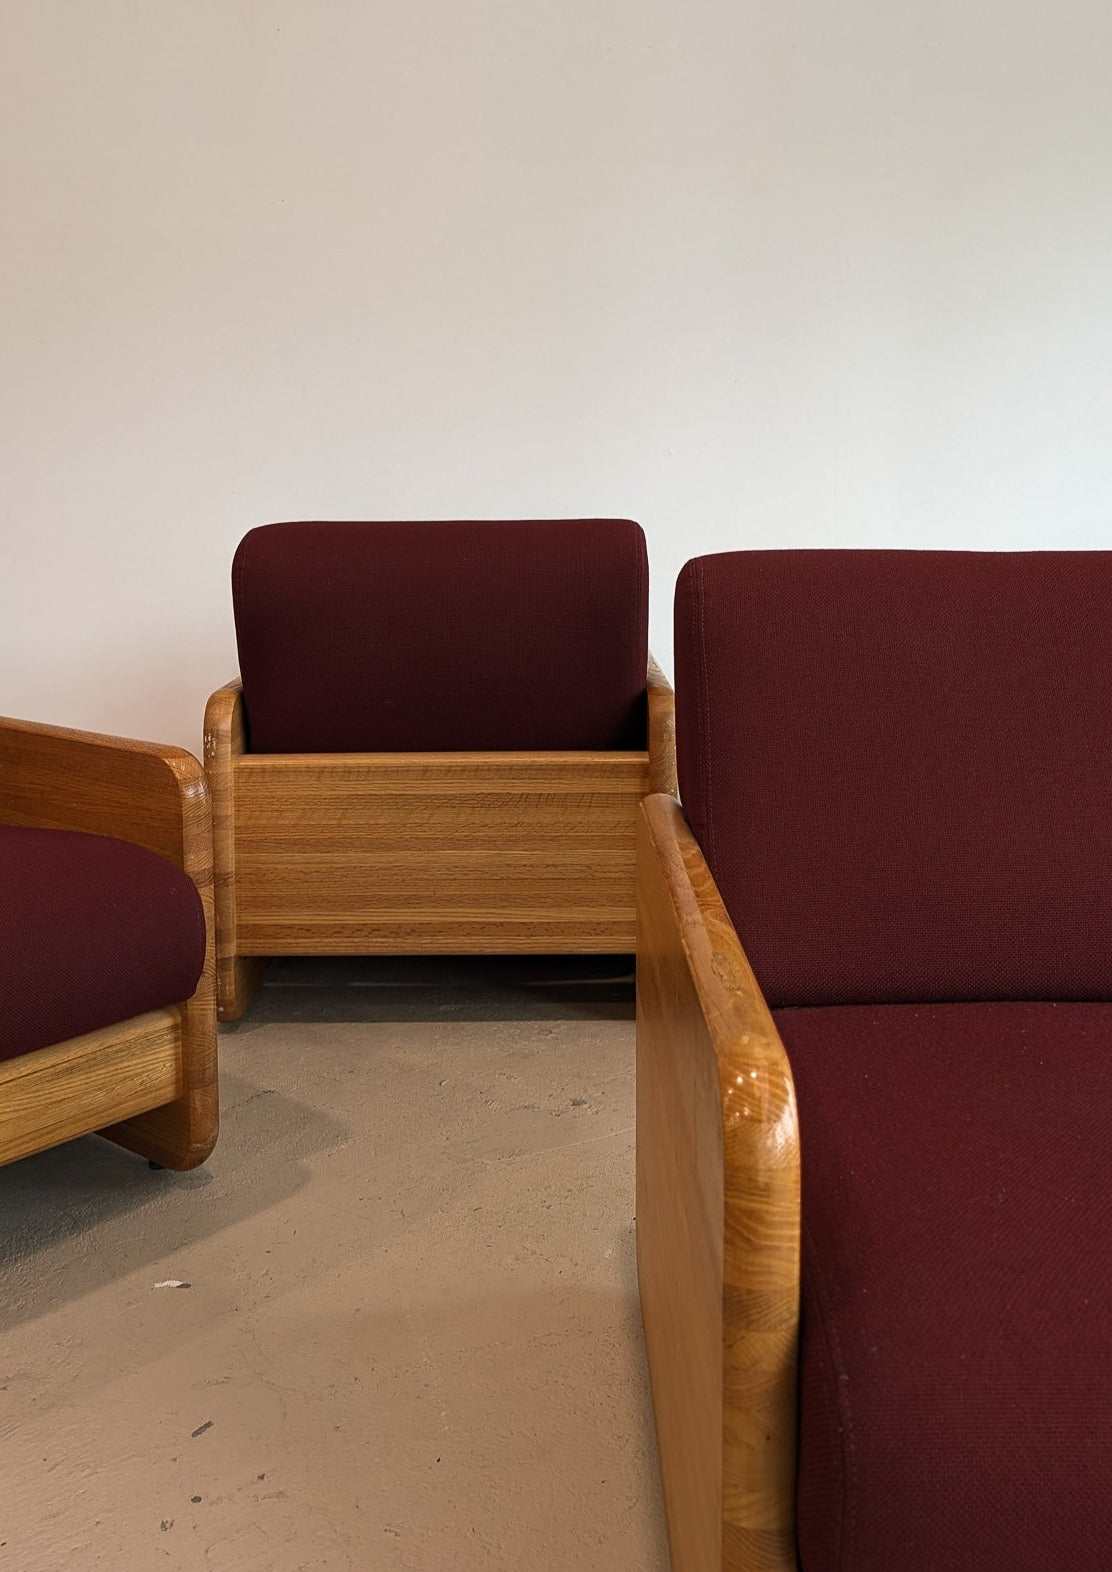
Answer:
[0,1011,181,1167]
[636,793,800,1572]
[0,713,207,870]
[204,661,675,1021]
[233,752,648,950]
[0,714,217,1170]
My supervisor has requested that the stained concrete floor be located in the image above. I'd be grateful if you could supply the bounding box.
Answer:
[0,957,670,1572]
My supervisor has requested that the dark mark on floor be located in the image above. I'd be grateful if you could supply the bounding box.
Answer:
[191,1496,202,1504]
[191,1420,214,1438]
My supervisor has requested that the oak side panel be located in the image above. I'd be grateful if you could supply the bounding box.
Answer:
[647,653,678,798]
[231,751,650,955]
[636,794,801,1572]
[0,1011,182,1168]
[637,804,728,1572]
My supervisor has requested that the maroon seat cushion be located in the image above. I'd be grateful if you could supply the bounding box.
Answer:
[232,519,649,753]
[674,550,1112,1006]
[0,825,206,1064]
[777,1001,1112,1572]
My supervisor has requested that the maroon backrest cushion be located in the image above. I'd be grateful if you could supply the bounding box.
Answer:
[233,519,649,752]
[675,549,1112,1006]
[0,825,207,1063]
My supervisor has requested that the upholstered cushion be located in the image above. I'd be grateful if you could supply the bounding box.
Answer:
[776,1000,1112,1572]
[674,550,1112,1006]
[232,519,649,753]
[0,825,206,1064]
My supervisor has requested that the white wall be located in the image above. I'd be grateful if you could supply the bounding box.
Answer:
[3,1,1111,751]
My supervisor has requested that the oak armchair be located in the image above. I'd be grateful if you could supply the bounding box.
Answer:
[637,549,1112,1572]
[205,519,675,1020]
[0,716,217,1170]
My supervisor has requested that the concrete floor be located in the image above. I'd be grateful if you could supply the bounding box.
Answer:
[0,957,670,1572]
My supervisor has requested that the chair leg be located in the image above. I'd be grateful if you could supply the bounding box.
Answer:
[218,953,269,1022]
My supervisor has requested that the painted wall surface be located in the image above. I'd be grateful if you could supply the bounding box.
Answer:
[3,2,1111,750]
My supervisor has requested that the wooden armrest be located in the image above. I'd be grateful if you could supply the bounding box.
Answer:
[640,791,792,1090]
[646,653,677,796]
[637,791,800,1571]
[203,678,246,760]
[0,714,208,878]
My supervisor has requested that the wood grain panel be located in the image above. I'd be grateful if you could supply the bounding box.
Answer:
[0,1011,182,1167]
[232,751,650,955]
[636,793,800,1572]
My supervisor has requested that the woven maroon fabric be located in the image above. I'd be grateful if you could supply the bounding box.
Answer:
[232,519,649,753]
[674,550,1112,1006]
[0,825,206,1064]
[777,1001,1112,1572]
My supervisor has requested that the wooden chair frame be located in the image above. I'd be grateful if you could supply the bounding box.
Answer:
[204,658,676,1021]
[0,716,217,1170]
[636,791,801,1572]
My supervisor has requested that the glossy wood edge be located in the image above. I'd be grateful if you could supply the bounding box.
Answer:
[636,792,800,1572]
[647,652,678,797]
[203,679,268,1022]
[0,713,218,1170]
